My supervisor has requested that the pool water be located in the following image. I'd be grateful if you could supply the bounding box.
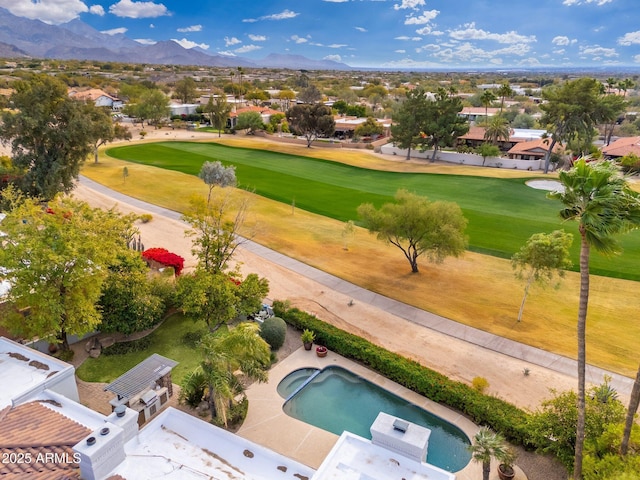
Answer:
[277,367,319,398]
[280,366,471,472]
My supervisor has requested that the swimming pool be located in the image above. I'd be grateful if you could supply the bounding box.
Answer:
[279,366,471,473]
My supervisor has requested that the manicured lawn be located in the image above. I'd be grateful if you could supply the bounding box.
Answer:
[107,141,640,280]
[76,313,207,384]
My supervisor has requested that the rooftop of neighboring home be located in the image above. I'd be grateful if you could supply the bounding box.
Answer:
[460,126,546,143]
[601,136,640,158]
[68,88,119,102]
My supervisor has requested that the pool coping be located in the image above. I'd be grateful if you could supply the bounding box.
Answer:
[238,346,486,480]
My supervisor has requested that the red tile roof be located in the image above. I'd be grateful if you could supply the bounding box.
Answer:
[601,136,640,158]
[0,401,91,479]
[508,138,561,156]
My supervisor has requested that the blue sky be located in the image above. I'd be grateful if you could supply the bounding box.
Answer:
[1,0,639,68]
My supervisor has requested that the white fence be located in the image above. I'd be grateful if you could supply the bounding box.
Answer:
[380,144,543,171]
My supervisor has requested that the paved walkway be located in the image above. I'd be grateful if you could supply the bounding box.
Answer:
[78,175,634,397]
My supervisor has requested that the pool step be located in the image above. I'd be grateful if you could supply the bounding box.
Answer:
[285,369,322,402]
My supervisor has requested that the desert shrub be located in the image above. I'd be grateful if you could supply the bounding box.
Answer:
[139,213,153,223]
[259,316,287,350]
[472,376,489,393]
[148,276,177,310]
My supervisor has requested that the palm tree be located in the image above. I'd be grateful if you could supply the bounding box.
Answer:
[549,159,640,479]
[199,322,270,426]
[469,427,508,480]
[484,115,511,146]
[621,365,640,455]
[480,89,497,125]
[497,82,514,115]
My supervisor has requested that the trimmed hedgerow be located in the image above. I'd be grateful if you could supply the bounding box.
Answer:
[272,300,532,447]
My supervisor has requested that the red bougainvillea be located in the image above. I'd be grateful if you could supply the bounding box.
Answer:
[142,248,185,276]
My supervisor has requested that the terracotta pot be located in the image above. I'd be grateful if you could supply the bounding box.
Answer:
[497,464,515,480]
[316,346,327,357]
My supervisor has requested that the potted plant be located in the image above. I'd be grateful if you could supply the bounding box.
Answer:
[316,345,327,357]
[469,427,509,480]
[497,447,517,480]
[301,329,315,350]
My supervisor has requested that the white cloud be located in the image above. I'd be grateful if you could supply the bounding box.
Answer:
[553,49,566,55]
[172,38,209,50]
[395,49,406,53]
[224,36,242,47]
[394,36,422,41]
[355,26,367,32]
[235,44,262,53]
[552,36,570,46]
[327,44,347,48]
[134,38,157,45]
[432,41,532,63]
[415,25,443,36]
[415,43,440,53]
[291,35,309,44]
[89,4,105,15]
[579,44,618,57]
[634,54,640,63]
[109,0,169,19]
[618,31,640,46]
[177,25,202,33]
[563,0,612,5]
[404,10,439,25]
[324,0,349,2]
[101,27,127,35]
[243,9,299,22]
[217,50,236,57]
[0,0,89,24]
[393,0,425,10]
[449,22,536,44]
[323,54,342,62]
[248,34,267,41]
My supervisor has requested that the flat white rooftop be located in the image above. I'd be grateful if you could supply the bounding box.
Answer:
[109,408,316,480]
[314,432,455,480]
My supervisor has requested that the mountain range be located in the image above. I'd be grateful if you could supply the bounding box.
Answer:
[0,8,352,71]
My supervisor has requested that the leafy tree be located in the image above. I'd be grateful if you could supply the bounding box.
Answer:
[512,113,535,129]
[245,89,270,105]
[99,253,165,335]
[528,382,626,470]
[286,103,335,147]
[420,88,469,161]
[476,142,500,166]
[390,88,429,160]
[469,427,509,480]
[174,76,198,104]
[484,115,511,145]
[187,322,270,425]
[87,108,131,163]
[182,192,250,274]
[540,78,624,173]
[354,116,384,138]
[277,88,295,111]
[0,74,101,200]
[511,230,573,322]
[203,92,232,137]
[297,84,322,104]
[0,190,136,350]
[357,189,467,273]
[198,161,236,204]
[549,159,640,479]
[139,88,170,128]
[235,111,264,134]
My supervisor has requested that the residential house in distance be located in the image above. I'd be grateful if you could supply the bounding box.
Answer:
[0,337,457,480]
[68,88,123,110]
[601,136,640,159]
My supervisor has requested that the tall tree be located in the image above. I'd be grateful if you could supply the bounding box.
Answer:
[278,88,295,111]
[286,103,335,147]
[203,92,232,137]
[182,192,249,274]
[297,84,322,104]
[0,74,99,200]
[174,76,198,104]
[539,78,623,173]
[198,161,236,204]
[357,189,467,273]
[235,111,264,134]
[0,189,136,350]
[139,88,170,128]
[390,88,429,160]
[621,366,640,455]
[420,87,469,161]
[511,230,573,322]
[497,82,514,115]
[480,89,497,124]
[87,107,131,163]
[549,159,640,479]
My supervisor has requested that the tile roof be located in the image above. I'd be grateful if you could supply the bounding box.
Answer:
[0,401,91,479]
[601,136,640,158]
[508,138,561,155]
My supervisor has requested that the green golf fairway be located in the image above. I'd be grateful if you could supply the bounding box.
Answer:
[106,142,640,281]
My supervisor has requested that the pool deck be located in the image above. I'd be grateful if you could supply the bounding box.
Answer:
[238,346,527,480]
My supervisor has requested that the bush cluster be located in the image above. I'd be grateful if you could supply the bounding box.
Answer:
[259,316,287,350]
[272,300,531,446]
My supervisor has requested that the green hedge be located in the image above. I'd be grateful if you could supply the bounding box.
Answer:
[273,300,533,447]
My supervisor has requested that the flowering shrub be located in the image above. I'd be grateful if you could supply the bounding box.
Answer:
[142,248,185,276]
